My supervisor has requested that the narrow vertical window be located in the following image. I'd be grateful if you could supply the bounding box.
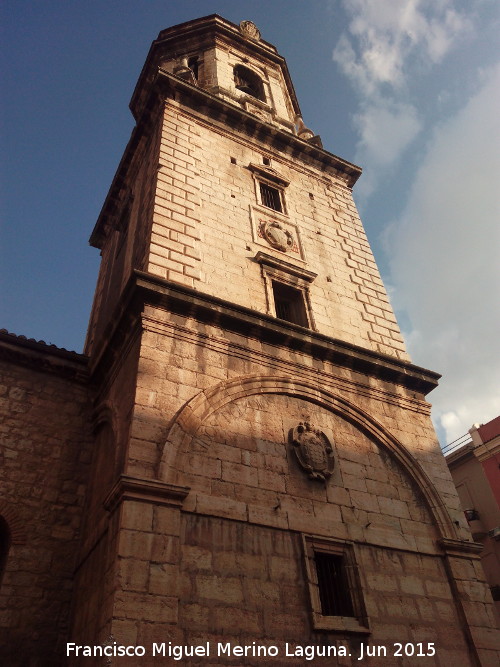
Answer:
[260,182,282,212]
[315,551,355,617]
[272,281,309,327]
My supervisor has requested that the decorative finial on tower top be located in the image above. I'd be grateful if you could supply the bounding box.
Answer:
[295,115,315,141]
[239,20,261,41]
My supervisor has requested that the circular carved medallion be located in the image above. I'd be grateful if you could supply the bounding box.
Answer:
[261,220,294,253]
[240,20,261,41]
[291,422,334,482]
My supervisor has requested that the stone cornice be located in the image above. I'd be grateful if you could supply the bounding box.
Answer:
[248,162,290,187]
[0,329,88,382]
[104,474,190,513]
[254,251,317,282]
[438,538,484,558]
[115,271,439,395]
[154,69,361,186]
[474,437,500,462]
[445,444,475,467]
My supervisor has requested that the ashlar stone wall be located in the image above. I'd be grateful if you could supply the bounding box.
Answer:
[149,101,409,361]
[98,309,499,665]
[0,339,92,665]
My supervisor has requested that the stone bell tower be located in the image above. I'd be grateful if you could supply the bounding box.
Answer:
[72,15,499,664]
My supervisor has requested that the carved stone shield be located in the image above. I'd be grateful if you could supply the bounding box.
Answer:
[291,422,334,482]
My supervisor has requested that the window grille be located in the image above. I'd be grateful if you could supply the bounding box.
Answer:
[314,551,355,617]
[260,182,282,212]
[302,536,369,632]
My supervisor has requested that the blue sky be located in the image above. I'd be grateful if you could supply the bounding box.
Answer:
[2,1,499,445]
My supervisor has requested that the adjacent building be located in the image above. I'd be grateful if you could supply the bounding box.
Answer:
[445,416,500,617]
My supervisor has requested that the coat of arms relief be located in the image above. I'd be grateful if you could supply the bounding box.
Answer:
[290,421,335,482]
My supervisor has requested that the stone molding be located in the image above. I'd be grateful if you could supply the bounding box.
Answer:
[156,69,360,183]
[132,270,440,394]
[438,537,484,558]
[104,474,190,514]
[142,314,430,415]
[254,251,317,282]
[248,162,290,187]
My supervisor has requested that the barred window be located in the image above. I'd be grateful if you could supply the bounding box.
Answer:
[315,551,355,617]
[260,182,282,212]
[303,536,369,633]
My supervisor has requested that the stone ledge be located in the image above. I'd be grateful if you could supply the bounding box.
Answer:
[438,538,484,558]
[104,474,191,513]
[254,251,317,282]
[132,270,440,395]
[154,69,361,186]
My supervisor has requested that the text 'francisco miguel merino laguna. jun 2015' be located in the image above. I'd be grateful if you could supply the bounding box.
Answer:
[66,640,438,661]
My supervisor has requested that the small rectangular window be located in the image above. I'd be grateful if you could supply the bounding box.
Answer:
[272,281,308,327]
[315,551,355,617]
[303,536,369,633]
[260,182,282,212]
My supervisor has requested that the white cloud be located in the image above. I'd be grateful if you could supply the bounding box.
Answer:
[333,1,472,193]
[332,1,498,444]
[387,63,500,444]
[334,0,471,94]
[353,100,421,197]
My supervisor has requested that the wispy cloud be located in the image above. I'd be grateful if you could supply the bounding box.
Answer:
[353,100,421,197]
[333,2,499,444]
[333,0,472,191]
[334,0,471,94]
[387,63,500,443]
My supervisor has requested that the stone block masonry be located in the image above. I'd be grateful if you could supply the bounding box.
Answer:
[2,14,499,666]
[147,99,409,362]
[0,333,92,665]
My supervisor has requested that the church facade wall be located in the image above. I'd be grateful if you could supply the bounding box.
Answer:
[90,306,497,664]
[0,338,92,665]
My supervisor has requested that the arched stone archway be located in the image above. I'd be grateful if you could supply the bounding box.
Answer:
[0,502,26,547]
[158,374,458,541]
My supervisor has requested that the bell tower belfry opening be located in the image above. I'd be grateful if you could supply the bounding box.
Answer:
[68,15,500,663]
